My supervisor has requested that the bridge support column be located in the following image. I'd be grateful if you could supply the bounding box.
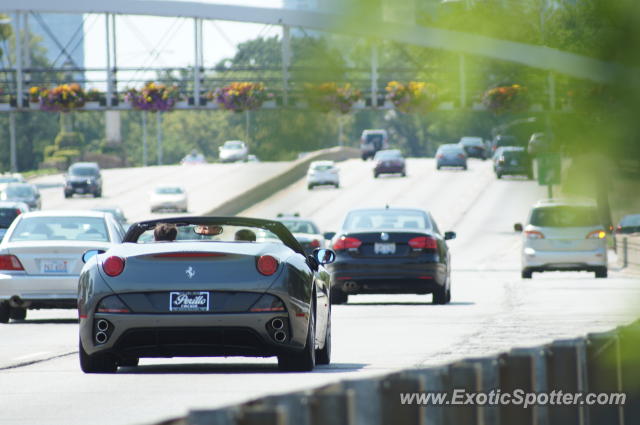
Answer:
[105,13,117,107]
[156,111,163,166]
[194,18,203,106]
[459,54,467,109]
[9,112,18,172]
[371,43,378,108]
[142,111,148,167]
[281,25,290,107]
[13,11,24,109]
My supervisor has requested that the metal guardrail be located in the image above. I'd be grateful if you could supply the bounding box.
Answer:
[616,235,640,270]
[148,319,640,425]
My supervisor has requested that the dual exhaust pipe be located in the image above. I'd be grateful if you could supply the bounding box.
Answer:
[95,319,110,344]
[270,318,287,343]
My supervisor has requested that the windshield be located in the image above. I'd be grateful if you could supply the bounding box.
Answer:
[365,134,385,144]
[621,214,640,226]
[0,208,21,228]
[4,185,35,198]
[343,210,430,231]
[223,142,244,150]
[439,145,462,153]
[311,163,335,172]
[155,187,183,195]
[70,166,99,177]
[279,220,319,234]
[10,217,109,242]
[460,138,483,146]
[530,206,600,228]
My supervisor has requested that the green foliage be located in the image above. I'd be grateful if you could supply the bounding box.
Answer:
[43,145,57,158]
[54,131,84,150]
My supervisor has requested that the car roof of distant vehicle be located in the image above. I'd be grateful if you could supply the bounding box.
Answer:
[361,129,388,136]
[620,214,640,225]
[0,200,30,210]
[0,173,25,183]
[310,160,336,167]
[17,209,110,219]
[438,143,464,151]
[154,185,185,192]
[533,198,597,208]
[222,140,246,147]
[341,207,432,231]
[459,137,484,146]
[374,149,402,157]
[92,207,126,218]
[276,217,321,235]
[70,162,99,169]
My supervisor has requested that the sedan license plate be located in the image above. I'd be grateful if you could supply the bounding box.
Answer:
[170,291,209,312]
[42,260,69,274]
[374,243,396,255]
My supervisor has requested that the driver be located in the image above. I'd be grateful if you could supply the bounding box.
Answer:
[154,223,177,241]
[235,229,256,242]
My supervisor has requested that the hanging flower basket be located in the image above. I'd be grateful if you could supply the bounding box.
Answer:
[211,82,269,112]
[385,81,438,114]
[482,84,528,114]
[125,82,180,111]
[38,83,86,112]
[304,83,363,114]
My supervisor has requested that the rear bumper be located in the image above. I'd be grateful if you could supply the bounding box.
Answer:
[437,159,466,167]
[80,311,306,358]
[307,175,339,185]
[375,166,405,174]
[522,247,607,270]
[0,273,78,306]
[330,260,446,294]
[496,165,531,175]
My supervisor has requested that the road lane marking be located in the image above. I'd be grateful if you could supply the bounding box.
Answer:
[13,351,51,361]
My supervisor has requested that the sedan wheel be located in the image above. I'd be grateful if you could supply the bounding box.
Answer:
[595,267,608,278]
[330,287,348,305]
[521,269,533,279]
[432,285,449,305]
[0,302,10,323]
[9,307,27,321]
[278,306,316,372]
[79,340,118,373]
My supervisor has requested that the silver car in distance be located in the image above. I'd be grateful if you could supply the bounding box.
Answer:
[78,217,335,373]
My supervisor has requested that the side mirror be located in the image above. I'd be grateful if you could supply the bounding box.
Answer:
[444,231,456,240]
[514,223,523,232]
[313,248,336,265]
[323,232,336,240]
[82,249,105,263]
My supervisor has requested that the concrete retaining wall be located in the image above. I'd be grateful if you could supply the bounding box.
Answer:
[149,319,640,425]
[616,234,640,271]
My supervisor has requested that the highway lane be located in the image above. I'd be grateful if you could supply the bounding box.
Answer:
[1,158,638,425]
[29,161,290,224]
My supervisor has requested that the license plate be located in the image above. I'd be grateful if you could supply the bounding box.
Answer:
[42,260,69,274]
[170,291,209,312]
[374,243,396,255]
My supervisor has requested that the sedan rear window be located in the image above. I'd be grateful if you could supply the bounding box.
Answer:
[343,210,430,231]
[530,206,600,228]
[10,217,109,242]
[0,208,21,228]
[70,166,99,177]
[279,220,319,234]
[155,187,183,195]
[621,214,640,226]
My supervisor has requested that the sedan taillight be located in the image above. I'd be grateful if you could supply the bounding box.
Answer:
[0,255,24,271]
[257,255,279,276]
[102,256,125,277]
[309,239,321,248]
[524,230,545,239]
[408,236,438,250]
[333,236,362,251]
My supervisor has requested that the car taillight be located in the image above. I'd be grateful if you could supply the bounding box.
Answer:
[16,209,22,215]
[616,225,622,233]
[436,154,444,159]
[102,256,125,277]
[309,239,321,248]
[586,230,606,239]
[257,255,279,276]
[333,236,362,251]
[0,255,24,271]
[524,230,545,239]
[97,295,130,313]
[457,154,465,159]
[408,236,438,250]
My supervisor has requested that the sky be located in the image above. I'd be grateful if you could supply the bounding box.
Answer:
[83,0,284,89]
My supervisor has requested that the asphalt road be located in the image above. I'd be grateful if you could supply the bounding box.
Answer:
[1,158,638,425]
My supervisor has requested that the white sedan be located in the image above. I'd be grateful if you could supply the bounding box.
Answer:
[218,140,249,163]
[150,186,188,213]
[0,210,124,323]
[307,160,340,189]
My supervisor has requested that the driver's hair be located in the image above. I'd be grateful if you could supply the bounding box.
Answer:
[154,223,177,241]
[234,228,256,242]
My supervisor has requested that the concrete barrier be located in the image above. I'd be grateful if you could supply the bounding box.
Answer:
[147,320,640,425]
[207,146,359,216]
[616,234,640,271]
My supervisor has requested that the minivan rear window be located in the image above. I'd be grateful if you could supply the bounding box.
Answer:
[530,206,600,228]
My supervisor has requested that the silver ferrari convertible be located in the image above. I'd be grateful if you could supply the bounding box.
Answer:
[78,216,335,373]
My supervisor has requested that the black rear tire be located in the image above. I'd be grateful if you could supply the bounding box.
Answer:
[330,288,348,305]
[595,267,608,278]
[64,192,72,199]
[278,304,316,372]
[9,307,26,321]
[432,286,448,305]
[496,172,502,179]
[315,312,331,365]
[0,302,10,323]
[79,340,118,373]
[521,269,533,279]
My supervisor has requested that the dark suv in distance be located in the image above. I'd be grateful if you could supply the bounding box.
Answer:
[64,162,102,198]
[493,147,533,179]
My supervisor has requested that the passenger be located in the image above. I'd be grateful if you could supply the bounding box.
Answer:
[235,229,256,242]
[154,223,177,241]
